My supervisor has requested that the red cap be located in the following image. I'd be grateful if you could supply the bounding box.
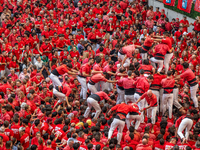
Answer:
[161,9,165,12]
[36,73,41,76]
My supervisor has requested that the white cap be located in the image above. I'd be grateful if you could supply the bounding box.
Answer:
[19,127,25,132]
[21,102,27,110]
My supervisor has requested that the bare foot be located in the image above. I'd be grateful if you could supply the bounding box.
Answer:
[182,138,186,144]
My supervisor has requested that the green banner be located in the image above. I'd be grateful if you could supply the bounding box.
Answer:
[164,0,199,19]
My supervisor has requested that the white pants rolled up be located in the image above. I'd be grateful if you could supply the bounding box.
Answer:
[162,93,173,119]
[88,83,97,95]
[141,53,147,61]
[134,93,145,123]
[84,97,101,119]
[173,88,182,109]
[150,57,164,72]
[124,95,135,104]
[177,118,193,140]
[190,84,198,108]
[50,73,62,87]
[101,81,113,91]
[118,52,130,68]
[126,113,141,130]
[108,118,125,144]
[77,76,87,99]
[151,90,160,112]
[164,53,173,74]
[147,106,157,124]
[117,87,125,104]
[53,88,65,103]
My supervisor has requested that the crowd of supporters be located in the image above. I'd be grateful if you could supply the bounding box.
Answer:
[0,0,200,149]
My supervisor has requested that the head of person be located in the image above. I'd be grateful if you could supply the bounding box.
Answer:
[182,62,189,70]
[170,137,178,145]
[147,90,153,97]
[167,71,172,77]
[19,127,26,136]
[147,75,154,83]
[68,139,74,148]
[88,58,94,65]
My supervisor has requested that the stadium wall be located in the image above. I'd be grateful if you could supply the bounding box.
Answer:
[148,0,195,32]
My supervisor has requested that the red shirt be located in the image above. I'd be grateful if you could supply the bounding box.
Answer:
[154,143,165,150]
[161,77,175,94]
[143,36,154,48]
[0,134,9,143]
[4,129,14,140]
[87,32,96,40]
[93,64,102,71]
[174,30,182,42]
[120,44,135,58]
[118,77,135,90]
[55,64,69,75]
[111,103,135,115]
[58,85,72,96]
[9,33,19,47]
[0,112,10,122]
[141,92,157,107]
[20,133,30,150]
[164,142,175,150]
[180,68,197,86]
[138,65,153,75]
[80,63,91,76]
[89,73,107,84]
[180,19,189,32]
[70,51,80,58]
[91,91,110,101]
[162,37,172,49]
[0,56,6,70]
[11,124,21,141]
[135,76,150,94]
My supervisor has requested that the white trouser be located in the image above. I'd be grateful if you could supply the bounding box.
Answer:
[124,95,135,104]
[151,90,160,112]
[190,84,198,108]
[150,57,164,72]
[88,83,97,94]
[134,93,145,123]
[177,118,193,140]
[50,73,62,87]
[159,88,164,112]
[118,52,130,68]
[141,53,147,61]
[147,106,157,124]
[84,97,101,119]
[53,88,65,103]
[108,118,125,144]
[0,70,5,78]
[126,113,141,130]
[173,88,182,109]
[96,82,101,91]
[164,53,173,74]
[77,76,87,99]
[101,81,113,91]
[117,87,125,104]
[162,93,173,119]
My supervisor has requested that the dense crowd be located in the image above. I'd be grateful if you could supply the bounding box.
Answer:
[0,0,200,149]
